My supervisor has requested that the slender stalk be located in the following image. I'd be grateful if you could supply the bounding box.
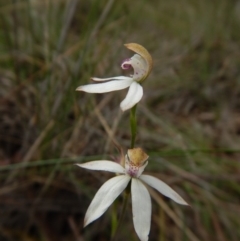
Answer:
[111,105,138,240]
[111,184,131,241]
[130,105,137,148]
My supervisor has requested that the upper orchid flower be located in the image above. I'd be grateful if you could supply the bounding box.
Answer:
[76,43,153,111]
[77,148,188,241]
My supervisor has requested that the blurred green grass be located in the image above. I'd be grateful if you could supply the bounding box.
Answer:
[0,0,240,240]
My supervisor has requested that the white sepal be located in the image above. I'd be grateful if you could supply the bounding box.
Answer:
[120,82,143,111]
[76,78,133,93]
[84,175,131,227]
[131,178,151,241]
[76,161,125,174]
[92,76,132,82]
[140,175,188,205]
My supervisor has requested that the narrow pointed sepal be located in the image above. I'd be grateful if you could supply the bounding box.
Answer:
[76,78,133,93]
[140,175,188,205]
[131,179,151,241]
[84,175,131,227]
[91,76,132,82]
[120,82,143,111]
[76,161,125,174]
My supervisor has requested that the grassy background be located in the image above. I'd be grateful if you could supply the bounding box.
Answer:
[0,0,240,240]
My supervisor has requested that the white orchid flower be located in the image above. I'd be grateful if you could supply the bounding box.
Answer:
[77,148,188,241]
[76,43,153,111]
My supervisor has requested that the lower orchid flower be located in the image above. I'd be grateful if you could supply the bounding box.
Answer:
[77,148,188,241]
[76,43,153,111]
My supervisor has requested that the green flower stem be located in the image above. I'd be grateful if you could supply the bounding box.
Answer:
[130,104,137,148]
[111,105,138,240]
[111,183,131,241]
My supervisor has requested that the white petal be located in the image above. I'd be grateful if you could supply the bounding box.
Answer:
[131,178,151,241]
[120,82,143,111]
[140,175,188,205]
[76,161,125,174]
[84,175,131,227]
[92,76,132,82]
[76,78,133,93]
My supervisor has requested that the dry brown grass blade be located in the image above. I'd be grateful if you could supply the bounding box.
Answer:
[68,216,85,241]
[158,158,231,199]
[149,188,201,241]
[94,105,121,150]
[61,117,84,157]
[210,209,227,241]
[6,120,55,183]
[0,182,29,196]
[104,109,123,153]
[90,0,116,39]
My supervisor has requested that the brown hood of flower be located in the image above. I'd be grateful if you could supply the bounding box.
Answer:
[124,43,153,80]
[127,147,149,166]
